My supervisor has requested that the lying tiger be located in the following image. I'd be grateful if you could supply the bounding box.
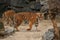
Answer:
[2,10,43,31]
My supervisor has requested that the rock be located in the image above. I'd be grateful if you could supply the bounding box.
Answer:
[40,0,49,13]
[5,26,15,34]
[0,26,15,37]
[42,28,54,40]
[0,22,5,36]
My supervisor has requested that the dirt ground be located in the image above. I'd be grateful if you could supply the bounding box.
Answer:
[0,19,60,40]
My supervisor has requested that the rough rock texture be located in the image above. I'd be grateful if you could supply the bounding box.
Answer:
[40,0,49,13]
[48,0,60,15]
[0,26,15,37]
[4,26,15,34]
[42,27,60,40]
[42,28,54,40]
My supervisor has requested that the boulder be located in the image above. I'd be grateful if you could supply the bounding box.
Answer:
[42,28,54,40]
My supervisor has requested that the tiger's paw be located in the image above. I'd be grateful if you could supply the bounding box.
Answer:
[27,28,31,31]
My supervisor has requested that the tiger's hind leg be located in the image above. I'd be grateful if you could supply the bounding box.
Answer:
[27,18,36,31]
[27,21,33,31]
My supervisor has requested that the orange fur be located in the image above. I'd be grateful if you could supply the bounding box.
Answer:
[13,12,43,31]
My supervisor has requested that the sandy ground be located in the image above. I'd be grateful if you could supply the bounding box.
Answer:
[0,20,60,40]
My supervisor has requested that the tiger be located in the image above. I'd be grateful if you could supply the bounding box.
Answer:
[13,12,43,31]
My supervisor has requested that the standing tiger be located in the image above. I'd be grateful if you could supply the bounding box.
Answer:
[2,10,43,31]
[13,12,43,31]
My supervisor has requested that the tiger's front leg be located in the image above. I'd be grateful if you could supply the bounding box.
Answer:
[14,20,23,31]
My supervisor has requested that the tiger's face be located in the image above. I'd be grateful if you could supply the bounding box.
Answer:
[2,10,16,26]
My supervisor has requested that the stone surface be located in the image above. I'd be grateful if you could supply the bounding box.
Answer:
[42,29,54,40]
[0,20,60,40]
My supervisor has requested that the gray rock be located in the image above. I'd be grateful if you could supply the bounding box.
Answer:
[40,0,49,13]
[42,29,54,40]
[5,27,15,34]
